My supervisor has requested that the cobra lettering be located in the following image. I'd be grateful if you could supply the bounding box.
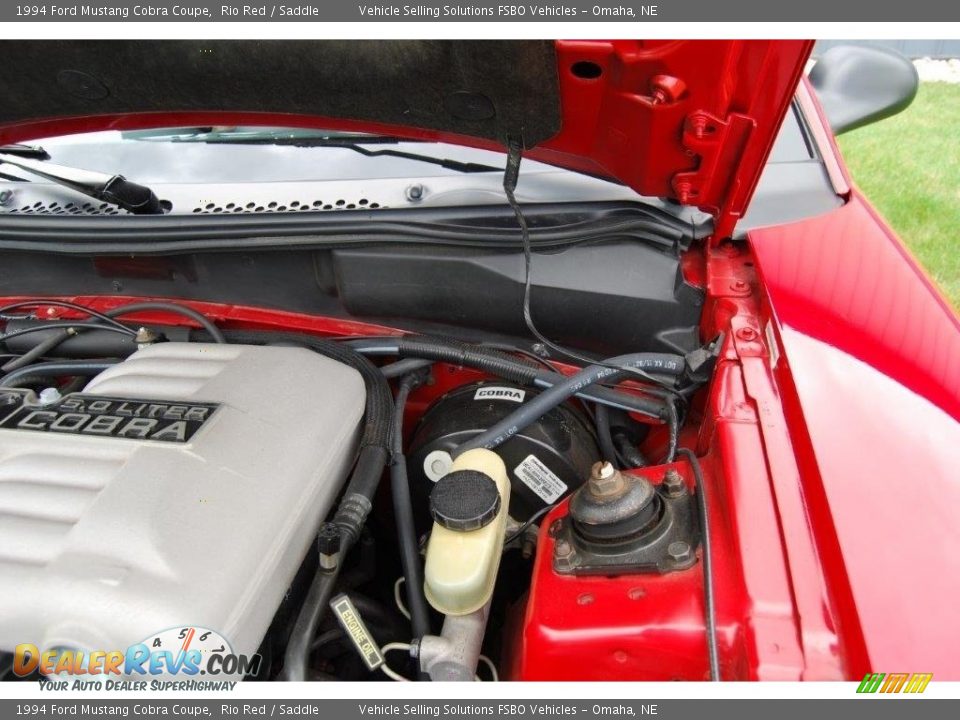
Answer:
[0,395,219,443]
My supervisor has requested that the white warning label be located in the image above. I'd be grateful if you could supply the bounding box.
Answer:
[514,454,568,504]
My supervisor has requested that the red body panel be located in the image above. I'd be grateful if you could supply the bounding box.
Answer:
[747,192,960,677]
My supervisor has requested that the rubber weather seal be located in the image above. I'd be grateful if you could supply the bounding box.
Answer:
[0,202,712,256]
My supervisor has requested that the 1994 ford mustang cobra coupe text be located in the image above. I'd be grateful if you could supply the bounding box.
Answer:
[0,40,956,682]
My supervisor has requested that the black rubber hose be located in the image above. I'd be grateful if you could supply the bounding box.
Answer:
[105,302,226,344]
[369,336,540,385]
[664,400,679,464]
[538,375,665,419]
[614,433,648,468]
[281,569,339,681]
[0,322,132,346]
[0,299,136,335]
[196,329,394,681]
[594,404,621,467]
[348,337,669,419]
[0,301,223,363]
[0,320,190,358]
[677,448,720,682]
[391,373,433,645]
[0,360,120,388]
[201,329,393,453]
[330,446,391,548]
[0,374,53,390]
[456,353,685,455]
[1,328,75,372]
[380,357,434,379]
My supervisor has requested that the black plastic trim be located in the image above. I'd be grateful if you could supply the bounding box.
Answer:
[0,202,711,255]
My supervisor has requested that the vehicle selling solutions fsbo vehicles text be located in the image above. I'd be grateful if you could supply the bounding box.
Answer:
[355,5,657,18]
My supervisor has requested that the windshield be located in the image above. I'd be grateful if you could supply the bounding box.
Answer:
[0,126,642,217]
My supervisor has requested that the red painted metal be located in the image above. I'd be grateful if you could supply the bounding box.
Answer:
[512,241,844,680]
[747,191,960,678]
[513,158,960,680]
[0,40,812,236]
[508,461,729,682]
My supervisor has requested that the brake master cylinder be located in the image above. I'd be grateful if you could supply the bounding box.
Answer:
[417,448,510,680]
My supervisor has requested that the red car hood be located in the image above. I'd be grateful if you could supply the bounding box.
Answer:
[0,40,811,236]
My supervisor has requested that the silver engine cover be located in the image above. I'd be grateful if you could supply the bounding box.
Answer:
[0,342,365,657]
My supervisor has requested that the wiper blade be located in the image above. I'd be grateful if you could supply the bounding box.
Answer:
[0,144,50,160]
[0,153,163,215]
[195,135,503,174]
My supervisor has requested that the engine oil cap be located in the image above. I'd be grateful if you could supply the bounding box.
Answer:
[429,469,501,532]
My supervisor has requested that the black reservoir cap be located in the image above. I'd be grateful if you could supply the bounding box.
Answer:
[429,469,501,532]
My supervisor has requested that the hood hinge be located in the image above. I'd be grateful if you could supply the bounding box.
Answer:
[671,110,756,235]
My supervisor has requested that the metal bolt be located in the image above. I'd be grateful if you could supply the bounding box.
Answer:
[0,392,21,406]
[719,241,740,257]
[521,534,536,560]
[588,461,627,498]
[667,540,693,564]
[38,387,62,406]
[531,343,549,358]
[736,327,758,342]
[0,190,13,207]
[689,114,710,139]
[135,327,159,347]
[662,468,686,497]
[674,180,695,204]
[649,75,687,106]
[405,183,425,202]
[554,538,580,571]
[730,279,748,292]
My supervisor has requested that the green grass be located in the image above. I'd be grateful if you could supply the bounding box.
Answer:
[837,82,960,309]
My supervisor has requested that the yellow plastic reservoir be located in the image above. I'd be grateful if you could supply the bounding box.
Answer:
[423,448,511,616]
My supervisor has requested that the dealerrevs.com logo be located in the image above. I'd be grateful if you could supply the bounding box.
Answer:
[857,672,933,694]
[12,627,260,691]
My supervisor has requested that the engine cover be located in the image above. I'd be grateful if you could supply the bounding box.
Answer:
[0,342,365,659]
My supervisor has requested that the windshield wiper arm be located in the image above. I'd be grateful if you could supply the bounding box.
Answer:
[0,153,163,215]
[196,135,503,174]
[0,144,50,160]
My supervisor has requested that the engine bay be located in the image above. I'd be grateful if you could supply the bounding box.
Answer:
[0,276,797,682]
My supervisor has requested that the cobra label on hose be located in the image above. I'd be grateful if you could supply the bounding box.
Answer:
[0,394,219,443]
[329,594,384,671]
[474,386,526,403]
[514,454,568,504]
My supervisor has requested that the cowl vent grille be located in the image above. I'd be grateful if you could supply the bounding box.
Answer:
[192,198,386,214]
[4,201,128,216]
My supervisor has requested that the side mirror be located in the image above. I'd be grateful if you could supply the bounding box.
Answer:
[809,45,919,135]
